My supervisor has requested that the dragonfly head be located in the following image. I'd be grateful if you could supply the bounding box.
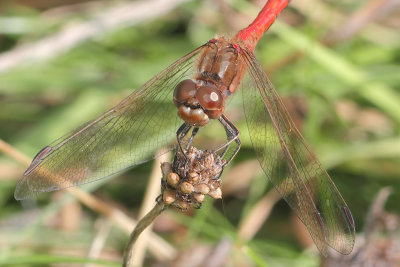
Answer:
[174,79,225,126]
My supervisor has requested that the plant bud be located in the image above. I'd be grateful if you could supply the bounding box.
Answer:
[167,172,180,188]
[162,189,176,204]
[180,182,194,194]
[193,193,205,203]
[195,184,210,195]
[208,188,222,199]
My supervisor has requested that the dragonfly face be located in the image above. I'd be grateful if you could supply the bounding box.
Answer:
[173,79,224,126]
[173,38,245,127]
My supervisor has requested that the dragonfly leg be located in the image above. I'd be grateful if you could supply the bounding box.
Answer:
[215,114,241,167]
[176,123,192,156]
[176,123,200,177]
[186,127,199,150]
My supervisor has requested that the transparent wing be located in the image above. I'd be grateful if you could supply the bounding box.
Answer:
[239,48,355,256]
[15,45,205,200]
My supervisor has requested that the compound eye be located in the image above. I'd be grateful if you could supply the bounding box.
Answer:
[195,85,224,119]
[173,79,197,107]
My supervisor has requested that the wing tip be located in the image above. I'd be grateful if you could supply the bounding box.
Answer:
[14,178,36,201]
[14,188,31,201]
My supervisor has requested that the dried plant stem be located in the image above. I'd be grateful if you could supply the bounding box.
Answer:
[130,151,170,266]
[123,202,167,267]
[0,139,31,165]
[238,190,281,241]
[364,186,392,239]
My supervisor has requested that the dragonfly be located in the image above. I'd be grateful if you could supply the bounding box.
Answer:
[15,0,355,256]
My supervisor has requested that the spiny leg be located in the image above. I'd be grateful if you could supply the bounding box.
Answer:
[215,114,241,167]
[175,123,200,176]
[176,123,191,157]
[176,123,199,152]
[186,127,199,150]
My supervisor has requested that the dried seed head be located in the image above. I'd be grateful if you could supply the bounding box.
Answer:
[163,189,176,204]
[213,165,223,175]
[210,180,221,190]
[180,182,194,194]
[167,172,180,188]
[186,147,197,160]
[208,188,222,199]
[193,193,205,203]
[176,199,190,210]
[188,172,199,183]
[160,146,225,210]
[195,184,210,195]
[204,153,214,168]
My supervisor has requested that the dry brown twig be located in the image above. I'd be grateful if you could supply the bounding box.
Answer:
[221,158,282,243]
[123,202,167,267]
[127,151,170,267]
[238,190,281,242]
[85,218,112,267]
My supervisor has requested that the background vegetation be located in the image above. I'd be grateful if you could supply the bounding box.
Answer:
[0,0,399,266]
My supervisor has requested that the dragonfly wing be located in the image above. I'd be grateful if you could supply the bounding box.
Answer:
[238,48,355,255]
[15,45,205,200]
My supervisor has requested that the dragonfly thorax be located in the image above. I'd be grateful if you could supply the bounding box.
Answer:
[197,38,245,96]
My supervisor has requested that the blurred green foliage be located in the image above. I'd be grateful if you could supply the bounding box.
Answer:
[0,0,399,266]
